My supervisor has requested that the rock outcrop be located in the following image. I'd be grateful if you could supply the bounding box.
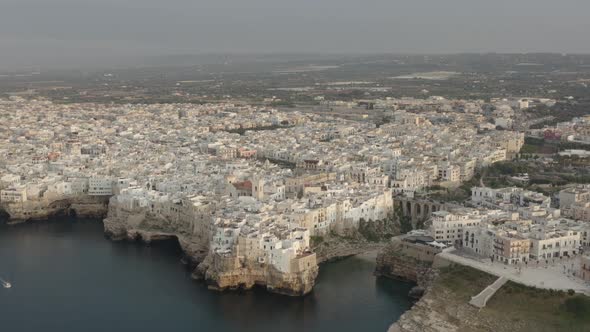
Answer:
[314,236,386,264]
[0,207,9,224]
[103,197,317,296]
[388,287,464,332]
[1,195,110,224]
[195,253,318,296]
[386,264,500,332]
[103,206,209,263]
[376,237,453,331]
[375,241,434,288]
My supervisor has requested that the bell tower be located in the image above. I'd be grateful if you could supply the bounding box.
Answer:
[252,175,264,200]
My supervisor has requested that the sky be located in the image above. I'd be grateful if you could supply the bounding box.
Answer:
[1,0,590,69]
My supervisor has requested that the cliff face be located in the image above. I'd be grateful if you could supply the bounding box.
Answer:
[0,207,9,224]
[388,285,467,332]
[386,263,510,332]
[384,260,480,332]
[103,208,209,263]
[103,202,318,296]
[1,196,109,224]
[375,242,434,288]
[383,259,575,332]
[312,218,400,264]
[314,236,386,264]
[376,241,479,332]
[196,253,318,296]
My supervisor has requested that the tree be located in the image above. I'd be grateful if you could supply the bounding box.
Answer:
[394,209,413,234]
[400,215,413,234]
[416,218,425,230]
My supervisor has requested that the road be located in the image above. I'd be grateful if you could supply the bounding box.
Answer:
[439,249,590,295]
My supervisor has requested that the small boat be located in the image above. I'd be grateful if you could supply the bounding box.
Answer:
[0,278,11,289]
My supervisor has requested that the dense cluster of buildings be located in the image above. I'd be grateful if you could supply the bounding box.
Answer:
[530,115,590,145]
[2,94,588,291]
[0,98,436,276]
[560,185,590,221]
[0,97,522,276]
[425,185,590,281]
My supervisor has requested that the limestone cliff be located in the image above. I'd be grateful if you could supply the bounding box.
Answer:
[375,241,434,288]
[1,195,109,224]
[386,263,491,332]
[312,217,400,264]
[384,262,586,332]
[387,265,507,332]
[102,207,209,263]
[102,200,317,296]
[388,284,467,332]
[195,253,318,296]
[313,235,386,264]
[0,207,9,224]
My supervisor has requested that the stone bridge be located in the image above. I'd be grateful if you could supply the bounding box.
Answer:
[394,197,445,227]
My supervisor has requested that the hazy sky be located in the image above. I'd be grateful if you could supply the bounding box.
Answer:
[2,0,590,69]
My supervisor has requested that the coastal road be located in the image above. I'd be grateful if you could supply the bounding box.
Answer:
[439,249,590,295]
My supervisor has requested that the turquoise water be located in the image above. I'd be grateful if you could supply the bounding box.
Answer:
[0,219,413,332]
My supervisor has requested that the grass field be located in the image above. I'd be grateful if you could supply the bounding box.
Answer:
[435,264,590,332]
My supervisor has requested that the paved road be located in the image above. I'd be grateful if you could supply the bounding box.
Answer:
[439,249,590,295]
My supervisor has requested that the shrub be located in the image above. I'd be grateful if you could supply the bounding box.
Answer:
[310,236,324,247]
[564,296,590,319]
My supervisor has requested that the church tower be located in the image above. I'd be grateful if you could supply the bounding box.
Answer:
[251,175,265,200]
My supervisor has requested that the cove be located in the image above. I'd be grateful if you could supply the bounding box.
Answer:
[0,219,413,332]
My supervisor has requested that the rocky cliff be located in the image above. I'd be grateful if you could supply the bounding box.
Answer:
[383,261,588,332]
[103,208,209,263]
[375,241,434,288]
[1,195,110,224]
[195,253,318,296]
[386,264,510,332]
[388,283,468,332]
[314,236,386,264]
[386,261,491,332]
[313,217,400,264]
[0,207,9,224]
[376,241,485,332]
[103,204,317,296]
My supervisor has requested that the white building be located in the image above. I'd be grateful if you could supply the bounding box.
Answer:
[88,177,113,196]
[430,208,483,245]
[529,228,581,260]
[0,186,28,203]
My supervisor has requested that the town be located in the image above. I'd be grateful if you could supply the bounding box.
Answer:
[2,0,590,330]
[1,93,587,296]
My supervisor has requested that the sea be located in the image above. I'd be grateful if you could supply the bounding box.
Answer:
[0,219,413,332]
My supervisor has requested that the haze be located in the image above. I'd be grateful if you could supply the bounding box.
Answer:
[2,0,590,70]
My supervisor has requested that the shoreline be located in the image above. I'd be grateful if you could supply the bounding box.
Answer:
[2,216,397,288]
[2,216,415,330]
[356,249,380,262]
[0,218,414,332]
[1,194,399,298]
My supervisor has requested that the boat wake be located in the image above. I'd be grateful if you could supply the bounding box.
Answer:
[0,277,11,289]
